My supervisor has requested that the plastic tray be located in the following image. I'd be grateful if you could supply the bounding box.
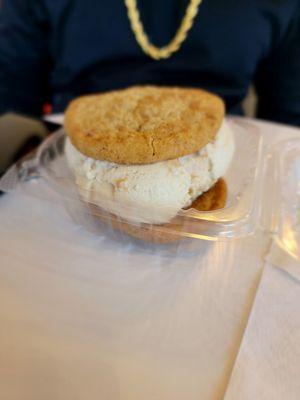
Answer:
[29,119,261,245]
[0,119,263,251]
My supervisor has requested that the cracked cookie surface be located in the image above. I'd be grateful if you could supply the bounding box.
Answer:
[64,86,225,165]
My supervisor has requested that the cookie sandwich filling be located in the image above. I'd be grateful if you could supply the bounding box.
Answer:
[65,120,235,224]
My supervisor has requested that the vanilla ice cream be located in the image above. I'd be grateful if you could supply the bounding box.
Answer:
[65,120,235,224]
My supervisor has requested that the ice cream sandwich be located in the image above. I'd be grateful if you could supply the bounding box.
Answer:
[64,86,235,243]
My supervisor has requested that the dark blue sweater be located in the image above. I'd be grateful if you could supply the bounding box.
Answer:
[0,0,299,125]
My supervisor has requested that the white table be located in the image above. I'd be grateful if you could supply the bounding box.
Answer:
[0,119,299,400]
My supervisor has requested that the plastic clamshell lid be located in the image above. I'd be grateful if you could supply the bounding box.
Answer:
[263,139,300,260]
[36,119,263,242]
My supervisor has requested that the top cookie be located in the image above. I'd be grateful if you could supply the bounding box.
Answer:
[64,86,225,165]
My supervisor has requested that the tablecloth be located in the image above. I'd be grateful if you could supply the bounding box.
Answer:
[0,118,299,400]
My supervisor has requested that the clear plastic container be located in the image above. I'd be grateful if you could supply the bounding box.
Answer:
[1,119,263,251]
[263,138,300,261]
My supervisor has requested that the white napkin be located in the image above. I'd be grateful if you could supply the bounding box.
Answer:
[224,257,300,400]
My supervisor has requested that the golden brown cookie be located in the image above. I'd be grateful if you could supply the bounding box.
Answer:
[88,179,227,244]
[188,178,227,211]
[64,86,225,165]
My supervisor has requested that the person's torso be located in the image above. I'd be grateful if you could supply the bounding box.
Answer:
[42,0,296,113]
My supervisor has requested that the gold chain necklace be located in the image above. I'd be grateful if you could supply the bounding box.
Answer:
[124,0,203,60]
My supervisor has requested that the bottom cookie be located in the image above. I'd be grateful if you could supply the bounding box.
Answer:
[89,179,227,244]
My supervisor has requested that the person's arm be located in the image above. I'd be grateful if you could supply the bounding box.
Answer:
[0,0,52,117]
[254,4,300,127]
